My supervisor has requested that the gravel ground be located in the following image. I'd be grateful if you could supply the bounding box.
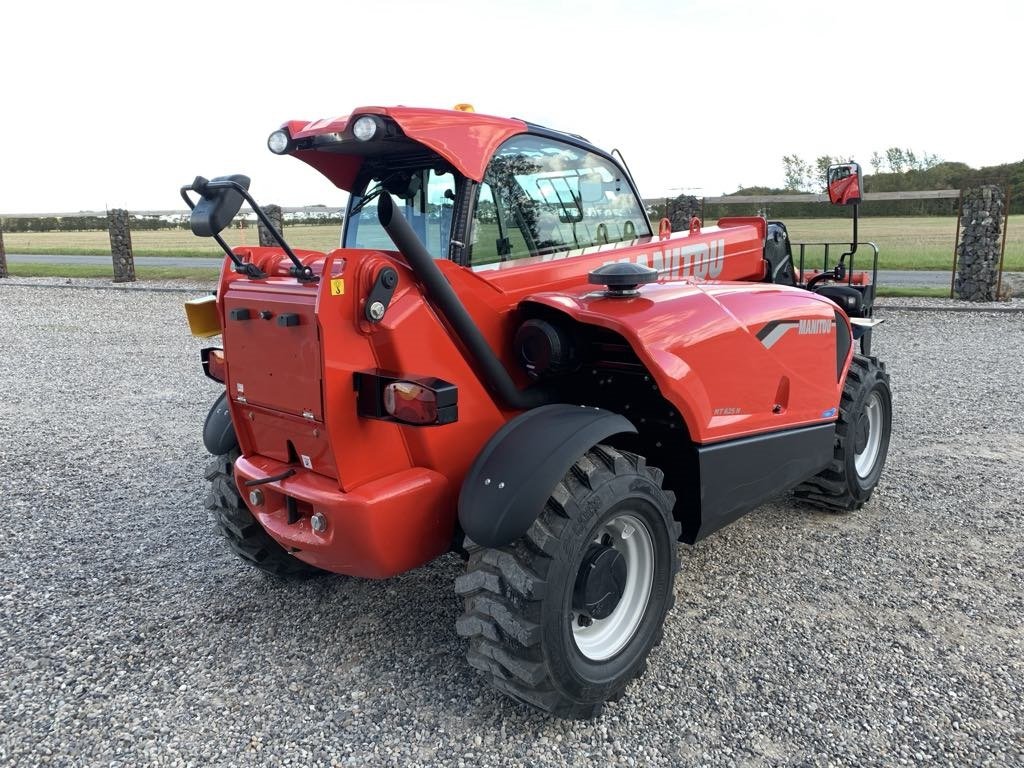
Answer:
[0,282,1021,767]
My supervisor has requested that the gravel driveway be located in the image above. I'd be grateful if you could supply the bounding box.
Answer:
[1,283,1021,767]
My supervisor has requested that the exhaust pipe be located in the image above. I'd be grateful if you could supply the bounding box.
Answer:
[378,195,548,411]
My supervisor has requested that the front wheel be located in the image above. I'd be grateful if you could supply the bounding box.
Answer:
[795,354,892,511]
[455,445,681,719]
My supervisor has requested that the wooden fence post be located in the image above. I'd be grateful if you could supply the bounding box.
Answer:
[0,223,8,278]
[258,205,284,247]
[108,209,136,283]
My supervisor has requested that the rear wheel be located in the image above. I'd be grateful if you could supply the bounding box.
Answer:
[204,449,325,577]
[455,445,680,719]
[795,355,892,511]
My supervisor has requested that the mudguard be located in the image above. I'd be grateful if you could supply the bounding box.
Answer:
[203,391,238,456]
[458,404,636,548]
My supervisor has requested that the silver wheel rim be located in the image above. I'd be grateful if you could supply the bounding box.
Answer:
[571,513,654,661]
[855,391,883,478]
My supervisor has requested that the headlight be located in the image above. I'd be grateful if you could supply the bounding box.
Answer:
[352,116,379,141]
[267,130,291,154]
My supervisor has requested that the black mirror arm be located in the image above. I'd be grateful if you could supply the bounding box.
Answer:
[203,179,316,282]
[179,185,266,279]
[181,185,268,280]
[838,203,859,267]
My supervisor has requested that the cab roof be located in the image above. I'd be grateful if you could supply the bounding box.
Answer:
[280,106,599,192]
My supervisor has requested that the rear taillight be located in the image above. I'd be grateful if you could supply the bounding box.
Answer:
[384,382,438,425]
[354,371,458,426]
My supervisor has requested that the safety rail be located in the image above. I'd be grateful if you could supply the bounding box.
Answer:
[793,241,880,311]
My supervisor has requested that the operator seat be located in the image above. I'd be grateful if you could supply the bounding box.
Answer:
[764,221,796,286]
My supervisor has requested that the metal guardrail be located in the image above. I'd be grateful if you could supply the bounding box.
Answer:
[794,241,881,309]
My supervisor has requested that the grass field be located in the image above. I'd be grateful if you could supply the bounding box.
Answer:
[0,226,343,258]
[3,215,1022,271]
[873,285,949,298]
[780,215,1023,271]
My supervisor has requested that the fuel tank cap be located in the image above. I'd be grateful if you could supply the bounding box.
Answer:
[588,262,659,297]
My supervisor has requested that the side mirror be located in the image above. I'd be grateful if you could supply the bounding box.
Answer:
[827,162,862,206]
[190,174,251,236]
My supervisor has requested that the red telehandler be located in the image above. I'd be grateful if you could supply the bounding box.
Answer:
[184,106,890,718]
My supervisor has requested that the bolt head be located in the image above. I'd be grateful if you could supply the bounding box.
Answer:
[368,301,385,321]
[248,489,263,506]
[311,512,327,533]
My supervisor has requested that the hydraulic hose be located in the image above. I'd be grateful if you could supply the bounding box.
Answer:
[377,195,548,411]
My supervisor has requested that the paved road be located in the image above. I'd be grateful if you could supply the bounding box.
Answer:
[7,253,956,287]
[877,270,952,288]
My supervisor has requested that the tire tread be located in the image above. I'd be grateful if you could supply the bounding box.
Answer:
[794,354,891,512]
[455,445,681,718]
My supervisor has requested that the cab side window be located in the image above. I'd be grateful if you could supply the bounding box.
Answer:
[467,135,649,268]
[344,169,455,258]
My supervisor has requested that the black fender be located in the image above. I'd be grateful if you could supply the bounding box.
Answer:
[458,404,636,548]
[203,391,238,455]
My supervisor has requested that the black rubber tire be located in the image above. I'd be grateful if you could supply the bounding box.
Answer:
[795,354,892,511]
[455,445,681,719]
[204,449,325,578]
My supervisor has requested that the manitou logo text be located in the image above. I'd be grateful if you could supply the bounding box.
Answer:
[799,319,833,335]
[629,239,726,279]
[477,236,728,278]
[757,318,835,349]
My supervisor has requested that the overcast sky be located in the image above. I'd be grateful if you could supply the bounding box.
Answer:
[2,0,1021,214]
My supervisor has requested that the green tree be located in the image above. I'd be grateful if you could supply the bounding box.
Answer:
[885,147,906,174]
[781,154,813,192]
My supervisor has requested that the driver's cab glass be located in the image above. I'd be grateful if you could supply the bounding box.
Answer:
[467,135,650,269]
[827,162,862,206]
[343,169,455,257]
